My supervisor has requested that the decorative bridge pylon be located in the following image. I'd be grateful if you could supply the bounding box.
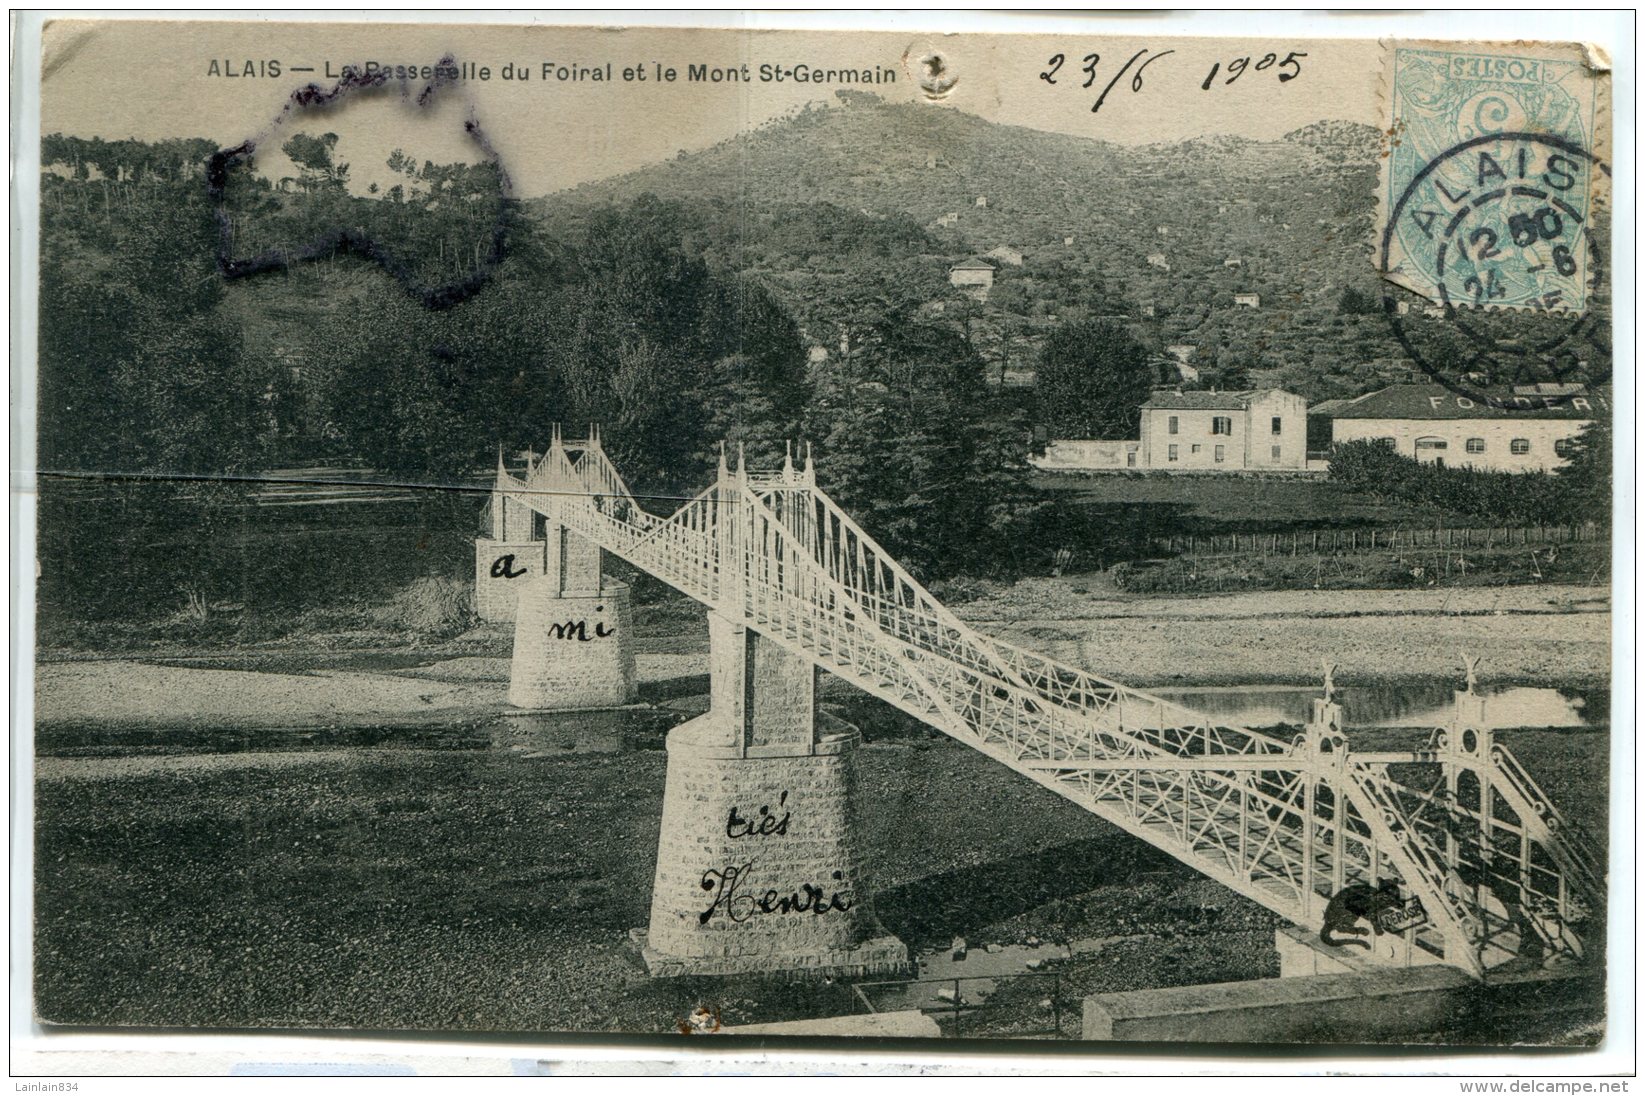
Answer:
[479,428,1601,981]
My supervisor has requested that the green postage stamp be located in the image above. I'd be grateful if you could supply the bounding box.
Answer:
[1378,41,1611,316]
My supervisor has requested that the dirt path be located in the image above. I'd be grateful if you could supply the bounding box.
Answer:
[31,653,701,728]
[31,749,371,782]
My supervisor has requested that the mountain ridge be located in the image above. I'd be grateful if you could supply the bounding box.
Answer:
[532,93,1415,401]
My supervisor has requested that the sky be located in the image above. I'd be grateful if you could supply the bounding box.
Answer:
[39,19,1391,198]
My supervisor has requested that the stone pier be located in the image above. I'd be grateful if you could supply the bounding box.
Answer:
[636,613,908,978]
[507,523,636,710]
[475,471,544,624]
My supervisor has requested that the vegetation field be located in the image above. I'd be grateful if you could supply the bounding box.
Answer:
[34,722,1605,1042]
[1112,543,1609,596]
[1034,472,1454,534]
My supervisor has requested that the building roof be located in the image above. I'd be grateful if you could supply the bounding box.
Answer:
[1141,389,1253,411]
[949,258,995,271]
[1317,383,1610,421]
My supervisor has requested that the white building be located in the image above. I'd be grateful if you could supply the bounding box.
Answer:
[1319,383,1609,472]
[1139,389,1308,470]
[948,258,995,299]
[1034,388,1309,472]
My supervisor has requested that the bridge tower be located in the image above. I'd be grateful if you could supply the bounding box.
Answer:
[636,446,909,978]
[506,426,637,710]
[475,446,546,623]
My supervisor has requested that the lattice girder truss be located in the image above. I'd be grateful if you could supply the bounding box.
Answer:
[495,433,1601,978]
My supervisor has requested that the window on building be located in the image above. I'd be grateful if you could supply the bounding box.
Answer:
[1510,438,1530,455]
[1212,416,1232,435]
[1167,444,1179,462]
[1214,445,1226,463]
[1270,445,1282,461]
[1466,438,1486,454]
[1553,438,1576,459]
[1191,444,1202,454]
[1271,416,1283,435]
[1168,416,1179,435]
[1415,437,1448,451]
[1126,451,1137,468]
[1374,437,1395,448]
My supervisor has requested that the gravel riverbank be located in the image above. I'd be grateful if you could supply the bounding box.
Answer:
[32,583,1610,730]
[958,581,1610,687]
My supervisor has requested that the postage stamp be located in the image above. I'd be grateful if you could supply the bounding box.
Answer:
[1377,41,1610,316]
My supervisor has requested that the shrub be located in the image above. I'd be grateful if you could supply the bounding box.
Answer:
[370,575,475,637]
[1327,440,1579,524]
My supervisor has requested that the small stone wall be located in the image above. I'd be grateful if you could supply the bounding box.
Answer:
[1082,965,1476,1043]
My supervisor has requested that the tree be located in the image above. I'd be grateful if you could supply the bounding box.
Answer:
[37,163,272,622]
[546,197,719,492]
[1337,285,1377,315]
[808,313,1042,577]
[281,131,348,192]
[695,278,813,468]
[1033,318,1155,439]
[1209,344,1255,391]
[1554,419,1611,523]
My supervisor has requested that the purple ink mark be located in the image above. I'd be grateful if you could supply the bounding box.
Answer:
[207,55,513,311]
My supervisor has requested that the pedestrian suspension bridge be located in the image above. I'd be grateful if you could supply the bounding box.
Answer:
[497,427,1601,981]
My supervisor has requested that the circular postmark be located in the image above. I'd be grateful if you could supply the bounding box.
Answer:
[1380,131,1611,407]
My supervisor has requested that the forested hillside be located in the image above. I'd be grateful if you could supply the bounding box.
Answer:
[540,94,1411,399]
[34,98,1611,623]
[541,95,1608,401]
[37,127,1045,632]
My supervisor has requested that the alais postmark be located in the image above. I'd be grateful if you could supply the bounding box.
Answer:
[1378,42,1608,315]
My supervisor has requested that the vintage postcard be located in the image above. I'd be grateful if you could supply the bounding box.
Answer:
[17,14,1624,1058]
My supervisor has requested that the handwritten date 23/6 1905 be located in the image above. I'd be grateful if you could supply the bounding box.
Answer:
[1039,47,1306,114]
